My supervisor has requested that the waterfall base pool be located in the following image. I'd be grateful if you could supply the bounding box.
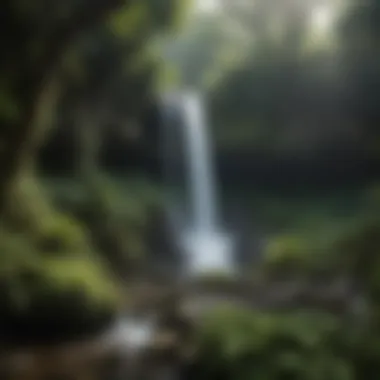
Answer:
[106,316,156,353]
[182,230,236,277]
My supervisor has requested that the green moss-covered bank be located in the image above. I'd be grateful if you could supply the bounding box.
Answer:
[0,209,121,346]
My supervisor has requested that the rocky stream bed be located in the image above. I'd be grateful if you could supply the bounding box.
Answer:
[0,276,365,380]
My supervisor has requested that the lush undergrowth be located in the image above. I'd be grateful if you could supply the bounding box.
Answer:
[189,304,380,380]
[192,308,352,380]
[0,175,164,344]
[0,212,121,344]
[43,176,163,261]
[188,185,380,380]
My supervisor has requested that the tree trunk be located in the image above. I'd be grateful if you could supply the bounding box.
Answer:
[75,109,133,281]
[0,70,60,229]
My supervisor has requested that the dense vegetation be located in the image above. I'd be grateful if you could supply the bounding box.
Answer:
[0,0,188,343]
[1,0,380,379]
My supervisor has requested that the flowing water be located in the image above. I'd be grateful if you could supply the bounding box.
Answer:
[107,315,156,353]
[106,91,236,367]
[181,93,217,231]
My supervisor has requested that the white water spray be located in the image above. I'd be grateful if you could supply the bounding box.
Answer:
[105,314,156,355]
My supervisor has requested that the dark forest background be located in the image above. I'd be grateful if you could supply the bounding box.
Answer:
[1,0,380,379]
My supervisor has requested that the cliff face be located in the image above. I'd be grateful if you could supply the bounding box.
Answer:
[39,132,380,189]
[38,101,380,187]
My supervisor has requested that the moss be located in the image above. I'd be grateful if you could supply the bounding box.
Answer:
[42,257,120,308]
[260,234,313,280]
[34,214,91,255]
[265,235,308,265]
[0,209,121,344]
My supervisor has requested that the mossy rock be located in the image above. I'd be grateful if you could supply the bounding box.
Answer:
[262,234,312,278]
[0,257,121,345]
[0,226,121,345]
[34,214,91,256]
[42,257,121,306]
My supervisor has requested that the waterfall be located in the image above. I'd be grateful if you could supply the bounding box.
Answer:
[178,91,235,277]
[181,92,217,231]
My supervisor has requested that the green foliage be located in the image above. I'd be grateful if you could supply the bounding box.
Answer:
[260,233,326,281]
[0,210,120,321]
[193,307,353,380]
[44,176,163,263]
[108,3,149,38]
[42,257,120,308]
[35,214,90,256]
[0,0,192,342]
[265,234,309,265]
[211,195,379,379]
[98,177,155,226]
[155,62,181,91]
[108,0,192,38]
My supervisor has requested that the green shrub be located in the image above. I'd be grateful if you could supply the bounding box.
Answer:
[192,306,353,380]
[262,234,312,278]
[265,235,308,263]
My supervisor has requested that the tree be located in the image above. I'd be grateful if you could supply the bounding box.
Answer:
[47,0,191,277]
[0,0,130,224]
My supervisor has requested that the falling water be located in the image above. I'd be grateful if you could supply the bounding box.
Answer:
[181,92,217,230]
[179,91,235,277]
